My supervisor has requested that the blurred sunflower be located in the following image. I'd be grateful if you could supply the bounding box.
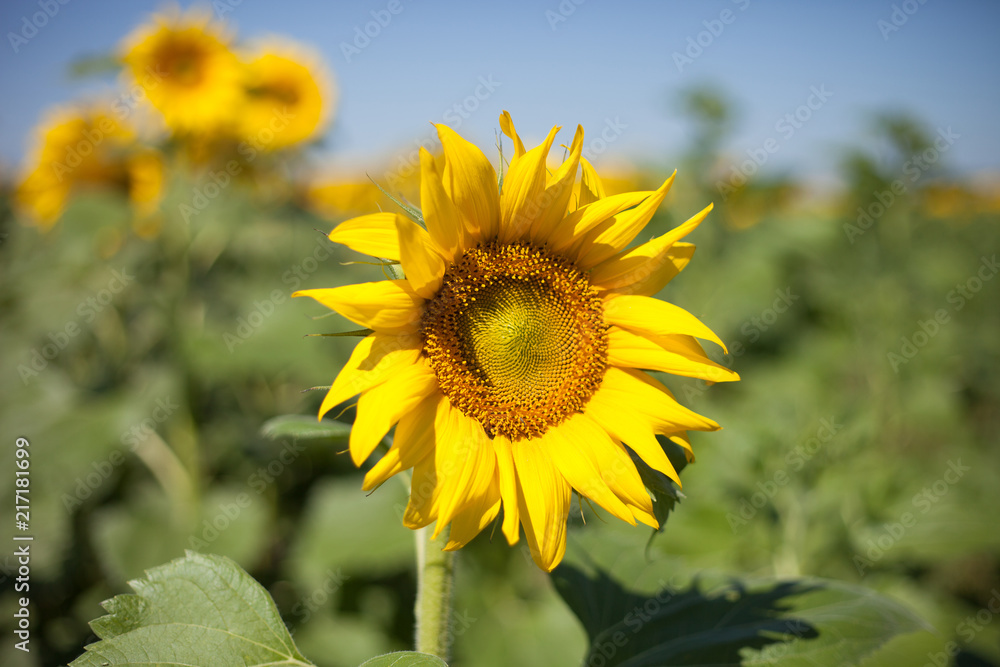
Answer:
[295,112,737,571]
[126,148,166,237]
[121,8,243,134]
[305,162,421,220]
[16,105,164,231]
[238,44,334,149]
[306,179,385,219]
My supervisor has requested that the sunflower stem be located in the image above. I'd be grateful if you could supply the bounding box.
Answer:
[415,525,455,659]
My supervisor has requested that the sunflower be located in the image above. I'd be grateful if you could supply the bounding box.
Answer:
[305,162,423,220]
[121,8,243,134]
[295,112,738,571]
[16,105,163,230]
[238,44,333,149]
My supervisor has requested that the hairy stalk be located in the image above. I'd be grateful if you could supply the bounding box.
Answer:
[415,525,455,659]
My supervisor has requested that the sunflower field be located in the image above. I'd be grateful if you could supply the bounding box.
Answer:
[1,4,999,667]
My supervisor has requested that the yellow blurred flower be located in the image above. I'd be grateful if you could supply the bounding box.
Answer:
[306,155,425,220]
[15,104,165,230]
[238,44,334,150]
[306,180,385,219]
[121,8,243,134]
[126,149,165,217]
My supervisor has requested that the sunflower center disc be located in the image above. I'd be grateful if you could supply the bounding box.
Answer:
[421,241,608,440]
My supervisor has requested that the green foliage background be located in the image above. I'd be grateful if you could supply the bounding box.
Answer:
[1,94,998,666]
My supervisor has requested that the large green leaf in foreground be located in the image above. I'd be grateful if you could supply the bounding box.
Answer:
[358,653,448,666]
[552,535,928,666]
[71,551,313,667]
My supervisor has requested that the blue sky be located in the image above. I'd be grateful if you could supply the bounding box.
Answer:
[1,0,997,187]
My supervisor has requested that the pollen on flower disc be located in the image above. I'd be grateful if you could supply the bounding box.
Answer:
[420,241,608,440]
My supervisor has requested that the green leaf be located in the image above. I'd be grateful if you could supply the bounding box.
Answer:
[68,52,121,78]
[552,540,928,666]
[261,414,352,441]
[71,551,313,667]
[369,176,424,224]
[628,434,690,532]
[358,652,448,666]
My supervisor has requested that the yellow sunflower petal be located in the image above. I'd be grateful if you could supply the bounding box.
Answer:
[396,214,446,299]
[499,110,526,159]
[546,191,653,253]
[445,477,502,551]
[492,435,520,545]
[578,422,653,523]
[590,242,696,296]
[432,403,498,538]
[499,125,560,243]
[419,147,463,259]
[603,294,727,353]
[544,414,636,524]
[436,124,500,242]
[572,171,676,270]
[328,212,403,260]
[361,445,405,491]
[362,391,439,491]
[294,280,423,333]
[607,365,720,433]
[529,125,584,241]
[590,202,711,295]
[630,505,660,529]
[579,157,606,205]
[667,431,694,462]
[624,373,698,462]
[586,377,683,486]
[513,438,571,572]
[608,326,739,384]
[404,455,439,529]
[349,359,438,466]
[318,332,422,419]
